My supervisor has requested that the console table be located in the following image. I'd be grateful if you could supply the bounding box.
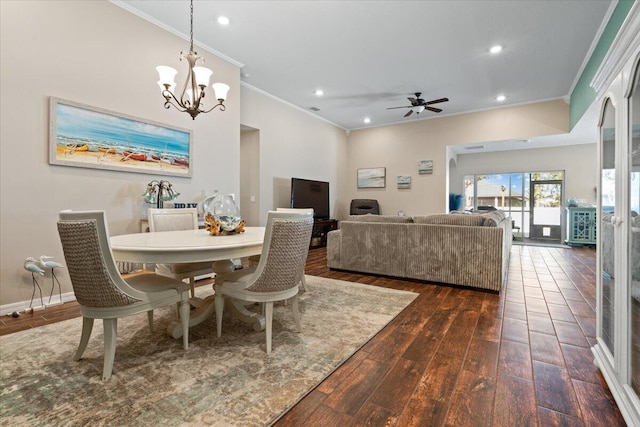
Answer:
[310,219,338,248]
[565,207,596,246]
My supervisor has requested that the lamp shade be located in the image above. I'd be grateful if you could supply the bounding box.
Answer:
[193,66,213,87]
[415,105,425,114]
[156,66,178,86]
[212,83,230,101]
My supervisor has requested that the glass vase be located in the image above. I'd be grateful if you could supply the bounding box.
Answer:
[206,194,241,231]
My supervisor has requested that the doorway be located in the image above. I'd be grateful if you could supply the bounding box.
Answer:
[529,179,563,243]
[240,125,260,226]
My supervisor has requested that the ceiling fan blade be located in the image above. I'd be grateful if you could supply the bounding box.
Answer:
[426,97,449,105]
[426,106,442,113]
[387,106,412,110]
[407,97,418,106]
[404,110,414,117]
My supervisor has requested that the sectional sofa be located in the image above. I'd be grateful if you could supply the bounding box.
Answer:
[327,211,512,292]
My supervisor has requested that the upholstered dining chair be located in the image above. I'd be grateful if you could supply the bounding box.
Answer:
[276,208,314,292]
[148,208,215,297]
[215,210,314,354]
[57,210,190,380]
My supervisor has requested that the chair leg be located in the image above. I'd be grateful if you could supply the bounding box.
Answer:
[215,294,225,338]
[291,295,302,333]
[179,298,190,350]
[102,318,117,381]
[265,301,273,354]
[147,310,154,333]
[189,277,196,298]
[300,274,308,292]
[75,317,94,361]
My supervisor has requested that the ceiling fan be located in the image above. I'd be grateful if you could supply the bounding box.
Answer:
[387,92,449,117]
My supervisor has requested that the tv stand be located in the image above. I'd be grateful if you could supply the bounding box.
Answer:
[310,219,338,248]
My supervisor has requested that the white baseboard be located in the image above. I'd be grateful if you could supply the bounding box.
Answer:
[1,291,76,316]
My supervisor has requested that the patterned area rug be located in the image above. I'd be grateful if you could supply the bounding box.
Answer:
[0,276,417,426]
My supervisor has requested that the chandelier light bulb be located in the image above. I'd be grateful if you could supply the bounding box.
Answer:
[156,66,177,86]
[212,82,230,101]
[192,66,213,87]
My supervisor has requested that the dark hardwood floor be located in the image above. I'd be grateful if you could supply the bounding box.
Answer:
[0,245,626,426]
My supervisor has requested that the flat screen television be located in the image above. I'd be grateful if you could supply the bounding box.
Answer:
[290,177,330,220]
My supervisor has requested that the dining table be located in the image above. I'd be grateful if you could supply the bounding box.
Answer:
[110,226,267,338]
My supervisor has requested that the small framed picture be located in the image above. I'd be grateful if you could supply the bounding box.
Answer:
[397,176,411,189]
[418,160,433,174]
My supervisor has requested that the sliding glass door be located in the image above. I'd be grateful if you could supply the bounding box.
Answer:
[464,171,562,243]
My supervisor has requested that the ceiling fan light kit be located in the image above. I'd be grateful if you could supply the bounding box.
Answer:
[388,92,449,118]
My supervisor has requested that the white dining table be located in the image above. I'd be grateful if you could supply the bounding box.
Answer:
[110,227,267,338]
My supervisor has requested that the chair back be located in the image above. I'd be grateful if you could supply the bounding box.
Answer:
[277,208,314,214]
[248,211,313,292]
[148,208,198,232]
[350,199,380,215]
[57,210,143,308]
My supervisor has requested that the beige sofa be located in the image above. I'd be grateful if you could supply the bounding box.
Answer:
[327,212,512,292]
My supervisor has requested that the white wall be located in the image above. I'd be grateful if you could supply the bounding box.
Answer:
[240,85,348,224]
[342,100,571,217]
[0,1,240,306]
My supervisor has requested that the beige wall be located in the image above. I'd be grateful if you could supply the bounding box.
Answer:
[0,1,240,307]
[240,86,349,224]
[342,100,570,217]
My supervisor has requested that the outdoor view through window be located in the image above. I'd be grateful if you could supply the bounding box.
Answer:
[463,171,564,244]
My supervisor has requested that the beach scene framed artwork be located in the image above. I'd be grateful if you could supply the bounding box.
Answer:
[418,160,433,174]
[397,175,411,189]
[49,97,193,177]
[357,167,386,188]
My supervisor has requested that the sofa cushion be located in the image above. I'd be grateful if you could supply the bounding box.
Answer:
[412,214,485,226]
[339,222,408,277]
[479,210,507,227]
[346,214,413,223]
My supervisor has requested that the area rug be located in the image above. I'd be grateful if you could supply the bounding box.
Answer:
[0,276,417,426]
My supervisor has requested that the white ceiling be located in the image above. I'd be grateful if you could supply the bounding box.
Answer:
[115,0,614,151]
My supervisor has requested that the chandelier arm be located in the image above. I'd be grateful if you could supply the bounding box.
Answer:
[200,102,226,114]
[161,90,190,113]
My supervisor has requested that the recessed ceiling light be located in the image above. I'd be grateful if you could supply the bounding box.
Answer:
[363,117,371,124]
[490,45,503,54]
[314,89,324,96]
[217,16,230,26]
[496,94,506,102]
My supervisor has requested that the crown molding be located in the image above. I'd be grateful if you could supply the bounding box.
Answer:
[591,2,640,95]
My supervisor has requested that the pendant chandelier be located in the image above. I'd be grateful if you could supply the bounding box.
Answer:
[156,0,229,120]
